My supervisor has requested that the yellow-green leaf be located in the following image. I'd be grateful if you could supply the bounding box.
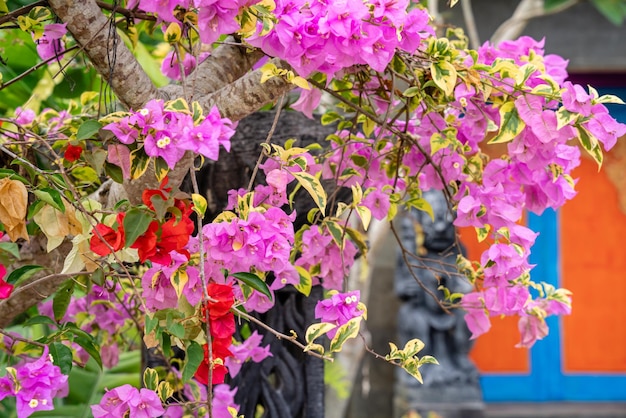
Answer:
[164,22,182,43]
[305,322,337,344]
[430,60,457,97]
[192,193,207,218]
[291,76,310,90]
[170,269,189,299]
[294,265,312,296]
[291,171,327,215]
[488,101,526,144]
[329,317,362,353]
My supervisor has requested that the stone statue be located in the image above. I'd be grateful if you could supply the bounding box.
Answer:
[394,189,483,418]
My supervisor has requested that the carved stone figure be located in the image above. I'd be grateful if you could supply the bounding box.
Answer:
[394,189,483,418]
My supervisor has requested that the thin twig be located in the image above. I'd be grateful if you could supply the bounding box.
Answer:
[0,45,80,91]
[0,0,47,26]
[246,94,286,191]
[95,0,156,21]
[233,308,333,362]
[189,166,213,416]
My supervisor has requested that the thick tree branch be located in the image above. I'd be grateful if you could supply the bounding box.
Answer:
[160,39,266,100]
[47,0,161,110]
[491,0,580,45]
[198,58,296,122]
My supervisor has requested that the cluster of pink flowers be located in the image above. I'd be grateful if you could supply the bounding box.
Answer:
[39,283,135,368]
[0,347,68,418]
[103,99,235,170]
[296,225,358,291]
[201,206,299,311]
[91,384,164,417]
[390,36,626,345]
[164,382,238,418]
[226,330,273,377]
[247,0,433,77]
[315,290,364,338]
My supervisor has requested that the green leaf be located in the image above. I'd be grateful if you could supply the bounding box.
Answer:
[33,188,65,213]
[76,120,102,140]
[123,208,153,247]
[0,242,20,259]
[232,272,272,301]
[166,312,185,339]
[6,265,45,286]
[143,367,159,391]
[165,97,190,113]
[591,0,626,25]
[489,101,526,144]
[430,60,457,97]
[182,341,204,383]
[321,111,342,126]
[192,101,204,124]
[72,166,100,184]
[104,162,125,184]
[402,86,421,98]
[329,318,362,353]
[0,168,29,184]
[49,342,73,374]
[403,338,425,356]
[53,280,75,322]
[145,314,158,334]
[23,315,58,327]
[75,335,102,369]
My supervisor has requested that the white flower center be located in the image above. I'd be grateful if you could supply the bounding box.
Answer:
[157,136,171,149]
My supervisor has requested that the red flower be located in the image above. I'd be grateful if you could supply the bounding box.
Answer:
[210,312,235,340]
[195,339,234,385]
[130,220,159,263]
[158,216,194,253]
[205,283,235,319]
[0,265,13,300]
[89,213,126,256]
[64,144,83,162]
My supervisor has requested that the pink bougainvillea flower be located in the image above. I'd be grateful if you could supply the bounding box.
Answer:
[1,346,69,418]
[91,384,164,418]
[0,264,13,299]
[315,290,364,338]
[34,23,67,61]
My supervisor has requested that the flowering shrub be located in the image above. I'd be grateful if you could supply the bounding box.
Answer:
[0,0,624,416]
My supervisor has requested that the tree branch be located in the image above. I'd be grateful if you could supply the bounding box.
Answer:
[160,39,265,101]
[490,0,580,45]
[198,58,296,122]
[47,0,161,110]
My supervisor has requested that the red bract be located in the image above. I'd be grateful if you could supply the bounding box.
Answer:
[90,213,126,256]
[195,339,234,386]
[64,144,83,162]
[158,216,194,253]
[205,283,235,319]
[131,220,159,263]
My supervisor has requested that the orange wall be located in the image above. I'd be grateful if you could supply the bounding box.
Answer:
[561,158,626,373]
